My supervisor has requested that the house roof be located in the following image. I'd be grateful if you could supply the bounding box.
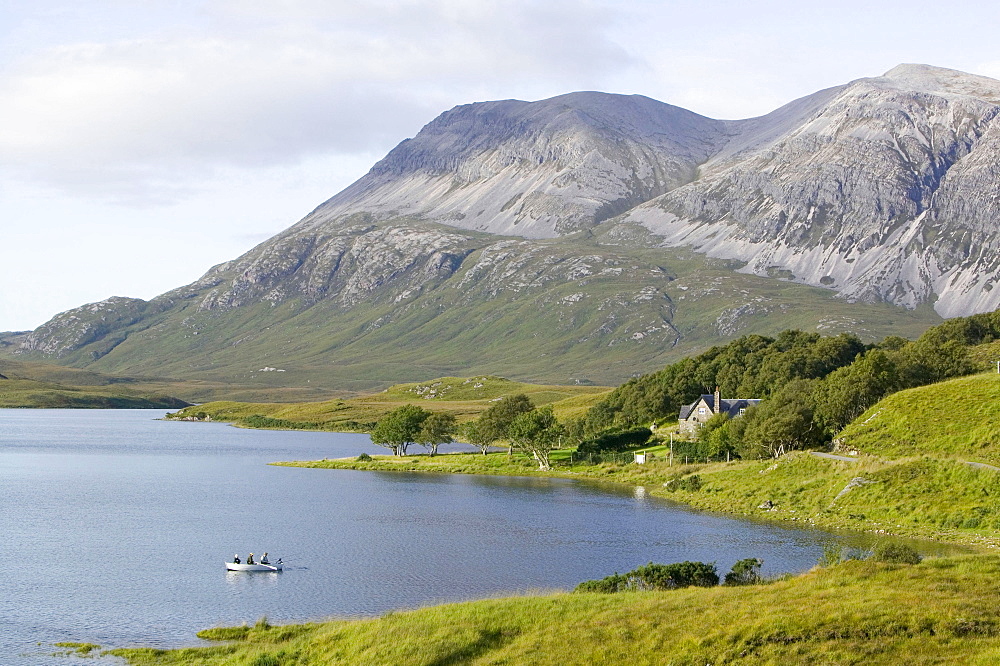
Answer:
[680,395,761,420]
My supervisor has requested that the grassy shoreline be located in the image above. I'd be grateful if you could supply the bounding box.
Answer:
[275,450,1000,551]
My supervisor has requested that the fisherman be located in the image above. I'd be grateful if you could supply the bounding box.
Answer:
[261,552,269,565]
[234,554,241,564]
[247,553,255,565]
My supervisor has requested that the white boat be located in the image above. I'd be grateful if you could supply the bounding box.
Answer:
[226,561,282,572]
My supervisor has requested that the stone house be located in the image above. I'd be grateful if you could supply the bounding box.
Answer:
[678,388,761,437]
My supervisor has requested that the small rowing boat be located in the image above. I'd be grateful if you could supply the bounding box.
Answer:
[226,561,282,572]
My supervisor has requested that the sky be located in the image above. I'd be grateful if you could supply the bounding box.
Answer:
[3,0,1000,332]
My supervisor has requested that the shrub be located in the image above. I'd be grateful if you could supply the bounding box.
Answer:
[724,558,763,585]
[356,453,373,462]
[870,542,922,564]
[818,543,870,567]
[577,427,651,454]
[574,561,718,593]
[242,415,318,430]
[663,474,702,493]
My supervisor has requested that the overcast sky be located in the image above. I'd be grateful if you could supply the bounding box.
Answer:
[3,0,1000,331]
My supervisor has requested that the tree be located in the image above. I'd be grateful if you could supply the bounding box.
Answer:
[811,350,899,434]
[477,394,535,457]
[462,420,494,455]
[508,406,563,470]
[416,412,457,456]
[697,413,735,459]
[736,380,823,459]
[370,404,429,456]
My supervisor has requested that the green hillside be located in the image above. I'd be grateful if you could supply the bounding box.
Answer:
[168,376,610,430]
[837,373,1000,465]
[0,358,345,406]
[0,358,189,408]
[108,555,1000,665]
[4,229,942,393]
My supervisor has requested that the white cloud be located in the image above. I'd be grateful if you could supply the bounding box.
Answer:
[0,0,634,203]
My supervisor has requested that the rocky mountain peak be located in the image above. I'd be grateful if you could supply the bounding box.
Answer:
[878,63,1000,102]
[297,91,729,239]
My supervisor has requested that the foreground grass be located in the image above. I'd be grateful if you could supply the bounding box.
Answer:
[168,376,611,430]
[110,555,1000,665]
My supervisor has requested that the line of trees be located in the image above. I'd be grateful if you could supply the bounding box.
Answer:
[370,394,569,470]
[459,394,567,470]
[580,311,1000,459]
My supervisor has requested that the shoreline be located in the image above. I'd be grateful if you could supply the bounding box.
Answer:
[275,451,1000,552]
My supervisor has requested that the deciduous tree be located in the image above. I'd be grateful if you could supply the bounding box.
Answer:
[416,412,457,456]
[477,393,535,457]
[508,406,563,470]
[370,404,429,456]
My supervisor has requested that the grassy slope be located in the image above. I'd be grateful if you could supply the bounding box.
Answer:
[0,358,345,406]
[169,376,611,428]
[111,555,1000,665]
[837,372,1000,465]
[0,358,189,408]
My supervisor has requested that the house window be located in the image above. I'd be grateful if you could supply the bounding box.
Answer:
[698,407,706,415]
[739,408,747,415]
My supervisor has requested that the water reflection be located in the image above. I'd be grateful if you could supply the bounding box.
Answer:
[224,571,282,590]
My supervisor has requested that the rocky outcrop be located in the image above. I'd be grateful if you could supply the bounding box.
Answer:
[627,64,1000,317]
[189,223,478,312]
[17,297,152,358]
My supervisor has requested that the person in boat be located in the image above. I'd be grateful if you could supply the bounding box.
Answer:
[234,554,241,564]
[261,553,269,565]
[247,553,254,565]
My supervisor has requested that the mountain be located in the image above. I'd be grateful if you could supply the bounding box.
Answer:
[627,64,1000,318]
[12,64,1000,392]
[308,92,731,238]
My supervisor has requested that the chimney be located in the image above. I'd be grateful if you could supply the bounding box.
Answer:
[714,386,721,414]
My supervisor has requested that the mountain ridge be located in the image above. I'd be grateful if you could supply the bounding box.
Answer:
[9,63,996,390]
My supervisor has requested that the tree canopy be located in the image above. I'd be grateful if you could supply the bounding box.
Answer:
[508,406,563,470]
[370,404,430,456]
[416,412,457,456]
[472,393,535,456]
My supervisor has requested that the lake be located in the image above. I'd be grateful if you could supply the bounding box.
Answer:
[1,409,943,664]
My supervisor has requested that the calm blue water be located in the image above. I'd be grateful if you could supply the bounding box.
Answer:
[0,409,943,664]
